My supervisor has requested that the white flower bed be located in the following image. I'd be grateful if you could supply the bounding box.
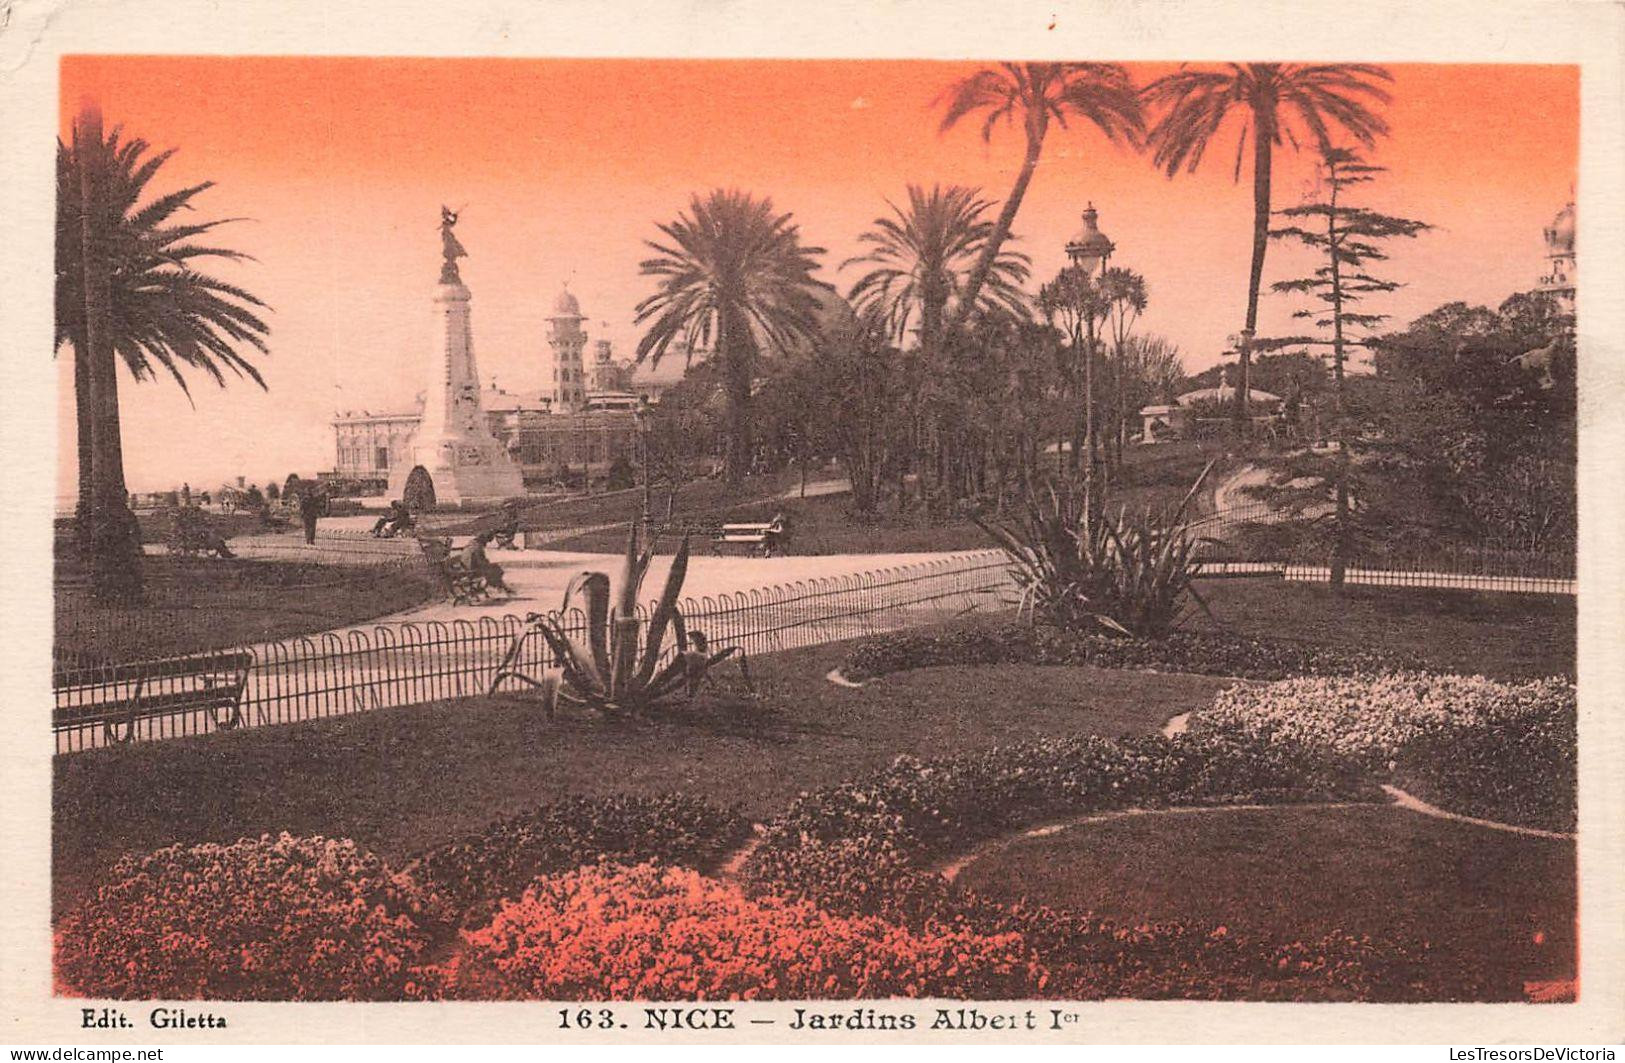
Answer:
[1188,673,1576,829]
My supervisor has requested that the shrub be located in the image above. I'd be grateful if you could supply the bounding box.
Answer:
[839,623,1411,683]
[400,794,751,927]
[162,505,229,557]
[55,834,435,1001]
[493,524,749,717]
[749,737,1370,879]
[403,466,436,512]
[973,466,1213,638]
[1188,673,1576,831]
[455,862,1044,1000]
[606,455,636,490]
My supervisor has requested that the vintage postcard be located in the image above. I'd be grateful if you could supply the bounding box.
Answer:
[2,0,1622,1048]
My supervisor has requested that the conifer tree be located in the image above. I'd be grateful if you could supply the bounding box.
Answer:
[1261,147,1429,586]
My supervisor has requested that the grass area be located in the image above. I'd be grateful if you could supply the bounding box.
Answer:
[551,489,990,555]
[1109,438,1235,515]
[441,470,803,536]
[552,443,1236,555]
[1188,578,1575,679]
[124,511,269,545]
[54,554,437,666]
[51,640,1230,917]
[955,803,1576,991]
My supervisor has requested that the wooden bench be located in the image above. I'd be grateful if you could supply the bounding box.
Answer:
[416,535,501,605]
[712,517,788,557]
[53,650,253,744]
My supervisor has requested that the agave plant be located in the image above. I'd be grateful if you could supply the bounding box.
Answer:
[974,462,1216,639]
[488,522,750,716]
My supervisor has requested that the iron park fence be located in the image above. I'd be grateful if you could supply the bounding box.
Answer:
[1186,502,1575,594]
[53,551,1014,754]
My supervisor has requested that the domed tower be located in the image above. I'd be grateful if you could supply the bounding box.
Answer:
[547,284,587,413]
[1539,201,1576,312]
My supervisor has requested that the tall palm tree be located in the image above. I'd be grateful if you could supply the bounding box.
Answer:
[937,62,1142,333]
[843,184,1030,506]
[1037,265,1110,482]
[843,183,1031,351]
[1099,266,1147,463]
[56,104,272,600]
[635,189,830,485]
[1142,63,1393,426]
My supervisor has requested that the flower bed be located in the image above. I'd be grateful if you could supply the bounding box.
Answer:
[1186,674,1576,831]
[840,623,1411,683]
[452,862,1042,1000]
[55,834,435,1001]
[400,794,752,928]
[733,737,1478,1000]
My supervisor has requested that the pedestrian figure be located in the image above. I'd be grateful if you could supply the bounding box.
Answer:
[297,484,328,544]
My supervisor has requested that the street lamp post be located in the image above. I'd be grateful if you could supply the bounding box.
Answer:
[1064,203,1115,496]
[635,395,652,529]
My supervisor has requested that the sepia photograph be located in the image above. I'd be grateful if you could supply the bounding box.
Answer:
[4,0,1623,1048]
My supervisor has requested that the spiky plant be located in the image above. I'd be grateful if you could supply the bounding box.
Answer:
[489,523,749,716]
[974,462,1216,638]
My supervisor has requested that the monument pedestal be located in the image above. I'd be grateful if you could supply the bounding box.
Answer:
[388,272,525,505]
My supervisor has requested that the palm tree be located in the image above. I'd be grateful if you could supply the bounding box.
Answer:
[843,184,1030,506]
[635,189,830,485]
[844,183,1030,351]
[1142,63,1393,427]
[1037,265,1109,478]
[57,103,272,600]
[1099,266,1148,463]
[937,63,1142,333]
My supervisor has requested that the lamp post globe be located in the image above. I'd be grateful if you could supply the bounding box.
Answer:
[1065,202,1115,276]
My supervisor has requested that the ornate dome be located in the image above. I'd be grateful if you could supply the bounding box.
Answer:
[1545,202,1575,254]
[551,284,582,317]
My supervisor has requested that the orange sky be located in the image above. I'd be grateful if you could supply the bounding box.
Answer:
[57,57,1578,495]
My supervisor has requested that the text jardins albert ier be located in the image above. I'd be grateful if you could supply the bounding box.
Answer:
[560,1006,1085,1033]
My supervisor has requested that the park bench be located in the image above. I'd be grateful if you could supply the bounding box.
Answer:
[53,650,253,745]
[416,535,502,605]
[713,516,788,558]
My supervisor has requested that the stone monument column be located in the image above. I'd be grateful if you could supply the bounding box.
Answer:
[388,208,526,504]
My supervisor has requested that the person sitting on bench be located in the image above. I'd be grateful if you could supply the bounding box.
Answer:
[491,500,522,548]
[454,531,512,595]
[371,499,415,538]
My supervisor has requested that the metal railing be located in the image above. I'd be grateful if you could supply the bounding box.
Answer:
[53,551,1014,754]
[1186,503,1575,594]
[54,551,439,674]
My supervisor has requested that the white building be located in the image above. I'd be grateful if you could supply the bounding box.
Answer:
[332,285,685,486]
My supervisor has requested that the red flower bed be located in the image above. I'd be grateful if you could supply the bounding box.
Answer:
[454,862,1043,1000]
[55,833,436,1001]
[402,794,750,928]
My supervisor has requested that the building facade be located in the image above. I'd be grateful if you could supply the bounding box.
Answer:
[1538,200,1576,312]
[332,284,659,487]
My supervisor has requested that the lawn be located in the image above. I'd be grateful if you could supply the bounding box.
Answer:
[50,640,1231,918]
[954,804,1576,993]
[1187,578,1575,679]
[439,470,803,536]
[550,443,1237,556]
[550,488,990,555]
[54,553,438,666]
